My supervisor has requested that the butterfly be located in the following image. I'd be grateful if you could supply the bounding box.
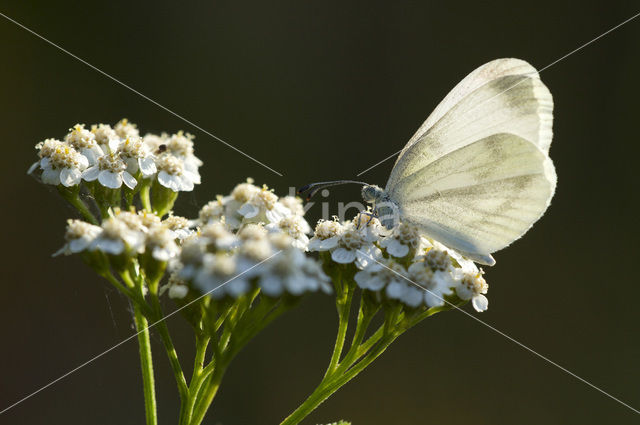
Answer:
[300,58,556,266]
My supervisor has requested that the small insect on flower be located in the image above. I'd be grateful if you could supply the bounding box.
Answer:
[299,58,556,267]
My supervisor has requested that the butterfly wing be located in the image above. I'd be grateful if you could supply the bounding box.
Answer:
[393,58,550,167]
[389,133,556,265]
[387,59,553,192]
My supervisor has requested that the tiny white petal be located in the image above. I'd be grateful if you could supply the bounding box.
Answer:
[168,285,188,299]
[386,280,406,299]
[122,171,138,189]
[98,170,123,189]
[158,171,180,191]
[139,157,157,176]
[331,248,356,264]
[386,239,409,257]
[60,168,81,187]
[27,161,39,174]
[238,203,259,218]
[41,167,61,185]
[472,294,489,312]
[82,166,100,181]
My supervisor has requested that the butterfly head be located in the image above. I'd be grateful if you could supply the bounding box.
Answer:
[361,184,386,204]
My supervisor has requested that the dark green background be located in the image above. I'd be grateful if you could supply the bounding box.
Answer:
[1,1,639,424]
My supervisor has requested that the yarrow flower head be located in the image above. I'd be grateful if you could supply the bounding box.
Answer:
[118,136,157,177]
[309,216,382,270]
[82,152,138,189]
[237,185,292,225]
[316,209,491,312]
[65,124,104,165]
[28,139,89,187]
[54,219,102,256]
[166,183,323,301]
[114,118,139,139]
[91,123,120,152]
[155,152,198,192]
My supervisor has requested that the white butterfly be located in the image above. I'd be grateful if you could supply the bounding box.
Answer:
[302,58,556,266]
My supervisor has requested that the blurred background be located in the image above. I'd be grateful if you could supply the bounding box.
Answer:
[1,1,639,424]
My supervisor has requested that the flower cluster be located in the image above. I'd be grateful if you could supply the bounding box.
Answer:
[163,181,330,300]
[309,212,489,312]
[54,209,191,261]
[28,119,201,193]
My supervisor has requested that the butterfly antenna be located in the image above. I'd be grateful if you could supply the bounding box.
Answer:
[297,180,369,201]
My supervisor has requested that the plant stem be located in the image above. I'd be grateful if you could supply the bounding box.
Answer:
[140,181,152,212]
[279,332,399,425]
[179,335,211,425]
[133,302,158,425]
[188,367,226,425]
[324,276,354,377]
[57,186,99,224]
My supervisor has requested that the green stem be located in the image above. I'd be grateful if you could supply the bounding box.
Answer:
[188,367,225,425]
[280,333,399,425]
[180,335,211,424]
[335,293,378,372]
[133,302,158,425]
[324,277,354,377]
[57,186,99,224]
[140,181,152,212]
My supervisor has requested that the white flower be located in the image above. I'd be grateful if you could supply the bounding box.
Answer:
[118,136,157,177]
[380,222,429,258]
[354,257,408,293]
[162,274,189,299]
[237,186,291,224]
[256,237,331,297]
[90,217,145,255]
[145,225,180,261]
[200,222,238,250]
[456,271,489,312]
[194,254,247,299]
[134,210,162,231]
[266,215,311,250]
[142,133,168,152]
[165,131,202,183]
[155,153,198,192]
[330,222,382,269]
[352,211,384,243]
[29,139,89,187]
[237,223,269,241]
[114,118,140,139]
[177,237,206,280]
[91,123,121,152]
[223,180,261,228]
[308,219,343,251]
[197,197,226,225]
[53,219,102,256]
[65,124,104,165]
[408,260,456,308]
[279,196,305,216]
[162,215,193,240]
[82,153,137,189]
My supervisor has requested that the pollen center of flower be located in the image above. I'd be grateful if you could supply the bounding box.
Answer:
[156,153,184,175]
[314,220,341,239]
[119,137,145,158]
[340,228,365,250]
[254,189,278,210]
[98,154,127,173]
[50,146,85,169]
